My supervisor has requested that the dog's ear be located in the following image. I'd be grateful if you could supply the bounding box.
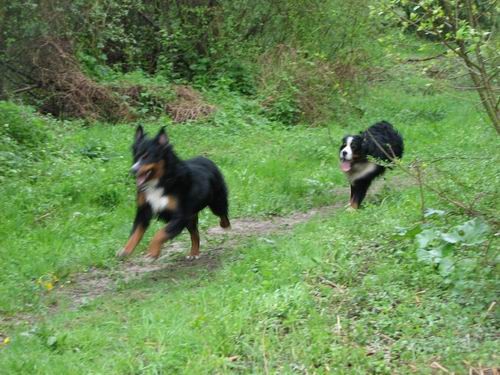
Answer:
[134,125,144,143]
[155,127,169,146]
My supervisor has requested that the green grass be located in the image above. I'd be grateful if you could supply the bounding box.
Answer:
[0,60,498,372]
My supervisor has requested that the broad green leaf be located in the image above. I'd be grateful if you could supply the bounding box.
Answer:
[416,229,439,248]
[456,219,489,246]
[439,257,455,277]
[47,336,57,348]
[424,208,446,218]
[442,219,489,246]
[395,224,423,238]
[416,247,442,264]
[441,231,461,244]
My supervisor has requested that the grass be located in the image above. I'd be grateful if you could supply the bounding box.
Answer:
[0,53,498,372]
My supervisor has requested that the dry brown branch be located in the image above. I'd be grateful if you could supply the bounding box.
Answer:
[165,85,215,123]
[27,38,133,121]
[405,53,446,63]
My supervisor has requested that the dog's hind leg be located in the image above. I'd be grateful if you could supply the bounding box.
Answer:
[186,214,201,260]
[219,215,231,229]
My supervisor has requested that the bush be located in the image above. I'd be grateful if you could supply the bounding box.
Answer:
[0,101,47,148]
[0,101,53,178]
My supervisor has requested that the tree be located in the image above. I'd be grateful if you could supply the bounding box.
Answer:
[377,0,499,134]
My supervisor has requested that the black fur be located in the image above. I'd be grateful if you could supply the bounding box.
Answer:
[117,125,230,260]
[339,121,404,208]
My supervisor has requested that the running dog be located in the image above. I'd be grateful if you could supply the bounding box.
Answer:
[117,126,230,260]
[339,121,404,209]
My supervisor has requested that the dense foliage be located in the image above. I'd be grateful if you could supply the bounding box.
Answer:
[0,0,377,124]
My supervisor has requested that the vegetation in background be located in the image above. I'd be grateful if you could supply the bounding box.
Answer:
[0,0,374,124]
[377,0,499,133]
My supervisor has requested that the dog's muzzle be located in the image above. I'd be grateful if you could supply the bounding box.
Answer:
[130,161,141,175]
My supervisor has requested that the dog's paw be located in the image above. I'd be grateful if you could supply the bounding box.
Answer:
[116,248,128,259]
[186,255,200,261]
[345,206,357,213]
[144,254,159,263]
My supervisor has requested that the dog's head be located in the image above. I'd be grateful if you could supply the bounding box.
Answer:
[131,126,170,188]
[339,134,364,172]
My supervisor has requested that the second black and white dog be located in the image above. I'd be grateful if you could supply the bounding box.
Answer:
[339,121,404,209]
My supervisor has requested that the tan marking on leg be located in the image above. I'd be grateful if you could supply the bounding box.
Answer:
[119,225,146,257]
[187,226,200,258]
[166,195,178,211]
[147,228,169,259]
[137,192,146,206]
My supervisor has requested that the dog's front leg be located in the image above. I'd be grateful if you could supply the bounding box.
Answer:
[350,180,371,209]
[117,204,152,258]
[145,217,188,260]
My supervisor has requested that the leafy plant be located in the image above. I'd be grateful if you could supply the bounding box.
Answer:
[398,213,490,277]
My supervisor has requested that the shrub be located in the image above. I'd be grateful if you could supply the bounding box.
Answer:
[0,101,47,148]
[0,101,52,178]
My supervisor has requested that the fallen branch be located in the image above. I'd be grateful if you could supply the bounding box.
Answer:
[405,52,446,63]
[11,84,39,94]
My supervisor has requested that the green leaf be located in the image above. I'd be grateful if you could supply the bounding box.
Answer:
[416,229,439,249]
[441,243,454,257]
[416,246,442,264]
[46,336,57,348]
[442,219,489,246]
[395,223,423,238]
[441,231,461,244]
[439,257,454,277]
[424,208,446,218]
[459,219,489,245]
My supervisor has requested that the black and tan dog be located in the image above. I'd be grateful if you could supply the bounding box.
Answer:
[339,121,404,209]
[117,126,230,260]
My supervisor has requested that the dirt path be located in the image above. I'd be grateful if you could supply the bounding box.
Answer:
[60,201,345,309]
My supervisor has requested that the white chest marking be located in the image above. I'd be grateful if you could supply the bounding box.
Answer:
[347,162,378,183]
[144,184,169,213]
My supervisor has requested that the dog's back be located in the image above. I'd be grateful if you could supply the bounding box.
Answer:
[362,121,404,161]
